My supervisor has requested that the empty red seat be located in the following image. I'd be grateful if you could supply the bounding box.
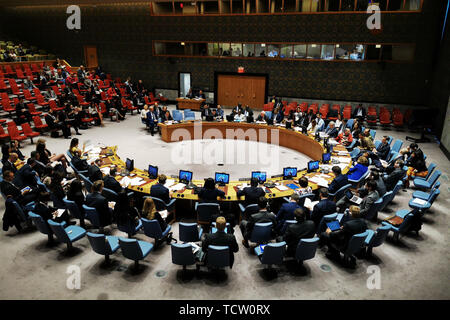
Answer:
[379,111,392,125]
[49,99,64,111]
[0,126,9,140]
[7,124,27,142]
[52,85,62,96]
[76,95,90,106]
[16,68,26,79]
[319,104,329,119]
[28,103,42,116]
[393,111,404,127]
[23,89,36,101]
[21,122,40,143]
[36,95,49,107]
[33,116,48,131]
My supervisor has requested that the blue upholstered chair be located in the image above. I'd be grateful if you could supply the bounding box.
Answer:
[172,110,183,122]
[329,183,352,201]
[369,129,376,140]
[412,181,440,201]
[195,202,220,226]
[249,222,273,245]
[47,219,86,251]
[365,197,383,221]
[342,231,369,267]
[254,242,286,269]
[374,140,381,149]
[391,139,403,153]
[184,110,195,121]
[382,209,419,241]
[413,170,441,190]
[87,232,120,263]
[50,192,66,209]
[144,196,176,223]
[102,187,119,201]
[238,203,259,220]
[28,211,56,243]
[118,237,153,270]
[179,222,203,242]
[63,198,85,227]
[413,163,436,181]
[117,218,142,238]
[171,243,197,272]
[82,204,102,230]
[141,218,173,247]
[349,147,360,160]
[78,173,93,192]
[345,139,357,151]
[317,213,338,235]
[295,237,319,265]
[365,225,390,257]
[206,245,230,269]
[379,191,393,212]
[408,188,440,213]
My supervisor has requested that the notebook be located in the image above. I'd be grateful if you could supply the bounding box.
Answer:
[286,184,299,190]
[326,221,341,231]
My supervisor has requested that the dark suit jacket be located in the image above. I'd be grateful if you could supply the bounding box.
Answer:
[0,180,22,201]
[202,230,239,268]
[245,210,277,239]
[283,220,316,256]
[86,192,112,227]
[383,168,405,191]
[103,175,123,194]
[13,164,37,189]
[87,165,103,182]
[276,202,300,224]
[71,156,89,172]
[2,160,17,174]
[198,188,225,203]
[328,174,349,194]
[34,202,56,222]
[311,199,337,227]
[150,183,170,204]
[236,186,265,207]
[325,127,339,138]
[376,143,391,161]
[330,218,367,251]
[44,113,58,130]
[256,115,268,122]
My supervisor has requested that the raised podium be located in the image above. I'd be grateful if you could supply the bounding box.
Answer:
[176,97,205,110]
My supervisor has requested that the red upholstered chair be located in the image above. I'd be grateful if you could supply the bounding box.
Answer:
[49,99,64,112]
[16,68,26,79]
[127,100,138,114]
[7,124,27,143]
[52,85,62,96]
[393,111,404,128]
[0,79,8,90]
[21,122,40,143]
[328,104,340,121]
[27,103,42,116]
[76,95,90,106]
[31,64,40,73]
[379,111,392,126]
[343,108,352,120]
[319,104,329,119]
[36,95,49,108]
[4,65,15,76]
[23,89,36,101]
[0,126,10,142]
[33,116,48,131]
[2,98,15,115]
[366,106,378,125]
[263,104,272,111]
[9,79,21,95]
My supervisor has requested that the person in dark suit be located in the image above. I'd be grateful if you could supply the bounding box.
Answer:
[321,205,367,262]
[324,121,339,138]
[201,104,212,120]
[15,98,32,124]
[232,103,243,115]
[310,188,337,228]
[236,178,265,208]
[2,153,18,174]
[150,174,171,204]
[29,151,46,177]
[197,178,225,203]
[280,208,316,257]
[13,158,38,189]
[275,193,301,234]
[383,159,406,191]
[34,191,71,226]
[103,167,122,194]
[255,111,268,123]
[87,159,103,183]
[202,216,239,268]
[369,170,386,197]
[244,105,254,123]
[375,136,391,161]
[85,180,112,232]
[197,90,206,99]
[67,179,86,227]
[328,166,349,195]
[146,106,158,136]
[0,170,38,205]
[336,180,379,218]
[71,150,89,172]
[352,104,366,121]
[240,196,277,248]
[10,140,25,161]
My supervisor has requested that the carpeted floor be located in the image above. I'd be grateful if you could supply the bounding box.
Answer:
[0,107,448,300]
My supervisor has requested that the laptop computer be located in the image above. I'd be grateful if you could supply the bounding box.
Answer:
[326,220,341,232]
[346,190,363,205]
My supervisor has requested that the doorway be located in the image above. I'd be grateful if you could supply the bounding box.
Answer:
[216,73,267,109]
[83,45,98,69]
[179,72,191,97]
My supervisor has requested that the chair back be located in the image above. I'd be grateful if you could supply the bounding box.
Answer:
[365,197,383,221]
[330,183,352,199]
[102,187,118,201]
[47,220,70,243]
[196,202,220,223]
[83,204,100,227]
[87,232,110,255]
[172,110,183,122]
[179,222,201,242]
[295,237,319,261]
[369,129,376,139]
[63,198,83,219]
[79,173,93,192]
[260,242,286,265]
[374,140,381,149]
[379,191,393,212]
[391,140,403,153]
[423,163,436,180]
[250,222,273,243]
[346,119,354,128]
[118,238,144,260]
[117,218,140,236]
[428,170,441,188]
[207,245,230,268]
[387,151,399,163]
[171,243,196,266]
[399,212,416,234]
[369,225,391,248]
[141,218,163,239]
[392,181,403,197]
[146,196,167,211]
[28,212,51,235]
[349,147,360,159]
[242,203,259,217]
[428,189,440,204]
[345,231,369,256]
[297,193,315,206]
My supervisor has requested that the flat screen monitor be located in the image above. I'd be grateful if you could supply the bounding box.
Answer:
[307,160,320,172]
[179,170,193,184]
[322,153,331,164]
[148,165,158,179]
[251,171,267,183]
[125,158,134,172]
[215,172,230,185]
[283,167,297,180]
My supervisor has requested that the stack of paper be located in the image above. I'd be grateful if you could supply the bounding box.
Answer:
[120,176,131,187]
[164,179,176,187]
[237,183,249,190]
[275,185,289,191]
[412,198,427,205]
[169,183,186,192]
[309,176,329,188]
[100,167,111,175]
[304,198,319,211]
[160,210,168,219]
[56,209,66,217]
[189,242,201,254]
[129,177,145,186]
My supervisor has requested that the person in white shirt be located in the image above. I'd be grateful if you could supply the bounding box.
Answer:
[316,114,325,132]
[307,119,318,133]
[140,104,149,123]
[296,177,313,196]
[234,110,246,122]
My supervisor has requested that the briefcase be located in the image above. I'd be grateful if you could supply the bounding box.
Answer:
[384,215,403,226]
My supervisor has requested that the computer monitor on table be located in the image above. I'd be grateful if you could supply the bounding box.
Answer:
[125,158,134,172]
[283,167,297,180]
[179,170,193,184]
[251,171,267,184]
[148,165,158,179]
[215,172,230,186]
[307,160,320,173]
[322,153,331,164]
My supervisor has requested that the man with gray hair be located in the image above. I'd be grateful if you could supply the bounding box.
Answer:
[325,121,339,138]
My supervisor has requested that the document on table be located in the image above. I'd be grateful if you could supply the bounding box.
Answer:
[237,183,249,190]
[164,179,176,187]
[120,176,131,187]
[100,167,111,175]
[275,185,289,191]
[334,156,352,163]
[304,198,319,211]
[337,151,349,156]
[129,177,145,186]
[309,176,329,188]
[169,183,186,192]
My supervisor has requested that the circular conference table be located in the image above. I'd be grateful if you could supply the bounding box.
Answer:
[96,121,353,202]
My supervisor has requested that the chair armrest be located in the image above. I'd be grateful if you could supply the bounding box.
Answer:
[282,197,290,203]
[194,202,198,211]
[238,203,245,213]
[167,198,176,210]
[127,192,134,197]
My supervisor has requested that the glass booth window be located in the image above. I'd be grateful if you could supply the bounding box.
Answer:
[336,44,365,60]
[321,45,335,60]
[280,44,293,58]
[293,44,307,58]
[243,43,255,57]
[219,43,231,56]
[231,43,243,57]
[306,44,321,59]
[267,44,281,57]
[207,43,219,56]
[255,44,267,57]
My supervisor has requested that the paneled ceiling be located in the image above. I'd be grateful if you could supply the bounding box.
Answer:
[0,1,175,8]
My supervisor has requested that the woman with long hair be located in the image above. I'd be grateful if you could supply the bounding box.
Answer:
[141,197,167,231]
[36,138,68,168]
